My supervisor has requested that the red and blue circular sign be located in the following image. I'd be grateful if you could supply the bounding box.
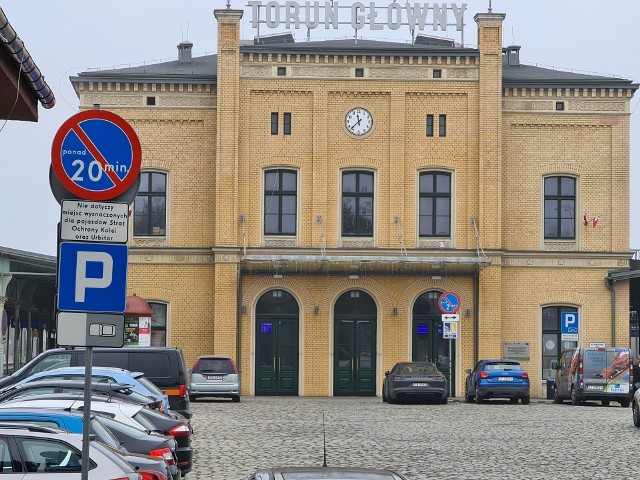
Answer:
[51,110,141,201]
[438,291,460,314]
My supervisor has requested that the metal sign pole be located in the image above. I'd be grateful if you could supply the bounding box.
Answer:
[81,346,92,480]
[449,339,453,398]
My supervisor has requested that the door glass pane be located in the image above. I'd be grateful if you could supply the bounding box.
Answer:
[280,323,296,368]
[258,322,273,367]
[414,322,429,361]
[542,307,559,330]
[338,321,353,368]
[358,322,372,369]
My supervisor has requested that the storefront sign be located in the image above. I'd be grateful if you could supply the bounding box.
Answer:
[248,1,467,32]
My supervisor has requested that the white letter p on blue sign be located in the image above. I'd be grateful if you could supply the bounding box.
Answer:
[58,242,128,313]
[561,312,579,334]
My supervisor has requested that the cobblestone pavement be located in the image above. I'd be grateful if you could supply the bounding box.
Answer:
[188,396,636,480]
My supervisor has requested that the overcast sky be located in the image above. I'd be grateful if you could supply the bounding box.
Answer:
[1,0,638,257]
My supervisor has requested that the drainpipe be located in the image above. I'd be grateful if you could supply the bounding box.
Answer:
[605,277,616,346]
[0,6,55,109]
[473,270,479,364]
[236,262,243,394]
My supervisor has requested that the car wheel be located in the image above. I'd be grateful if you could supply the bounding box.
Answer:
[440,395,448,405]
[633,401,640,427]
[601,400,610,407]
[464,390,473,403]
[189,395,197,403]
[553,387,562,404]
[570,388,581,406]
[509,397,518,404]
[621,398,631,408]
[521,395,530,405]
[232,395,240,403]
[474,386,484,404]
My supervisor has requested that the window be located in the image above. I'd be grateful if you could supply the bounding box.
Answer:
[433,69,442,78]
[544,176,576,239]
[355,68,364,77]
[439,114,447,137]
[277,66,286,76]
[542,306,578,378]
[134,172,167,236]
[426,114,434,137]
[271,112,278,135]
[283,113,291,135]
[149,302,168,346]
[342,171,374,236]
[264,169,297,235]
[419,172,451,237]
[556,101,565,111]
[21,438,83,473]
[146,96,156,106]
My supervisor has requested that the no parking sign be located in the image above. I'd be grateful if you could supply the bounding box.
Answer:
[51,110,141,201]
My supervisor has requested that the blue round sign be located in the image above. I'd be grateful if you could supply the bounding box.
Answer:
[438,292,460,314]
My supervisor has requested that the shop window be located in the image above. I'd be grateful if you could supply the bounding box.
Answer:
[542,306,578,379]
[134,172,167,236]
[264,169,297,235]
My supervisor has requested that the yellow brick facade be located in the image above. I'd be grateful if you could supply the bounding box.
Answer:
[71,7,636,399]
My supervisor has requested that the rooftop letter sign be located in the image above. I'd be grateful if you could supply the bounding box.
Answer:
[248,1,467,32]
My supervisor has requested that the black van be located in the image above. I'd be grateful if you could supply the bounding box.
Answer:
[0,347,191,418]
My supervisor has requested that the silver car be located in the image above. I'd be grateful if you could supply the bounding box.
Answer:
[189,355,240,402]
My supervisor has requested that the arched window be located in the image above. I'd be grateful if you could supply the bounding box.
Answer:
[134,172,167,236]
[335,290,376,316]
[256,290,299,315]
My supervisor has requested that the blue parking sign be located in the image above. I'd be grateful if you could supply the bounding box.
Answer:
[57,242,128,313]
[561,312,579,335]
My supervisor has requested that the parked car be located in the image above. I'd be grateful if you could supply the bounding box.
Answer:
[0,346,191,418]
[631,387,640,427]
[382,361,448,404]
[11,366,171,414]
[249,467,409,479]
[0,379,162,410]
[554,346,631,407]
[189,355,240,402]
[0,422,141,478]
[464,359,530,404]
[0,408,177,479]
[0,395,193,476]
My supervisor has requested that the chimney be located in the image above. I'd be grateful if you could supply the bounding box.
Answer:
[505,45,521,66]
[177,41,193,63]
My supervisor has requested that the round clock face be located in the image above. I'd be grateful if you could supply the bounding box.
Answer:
[345,107,373,136]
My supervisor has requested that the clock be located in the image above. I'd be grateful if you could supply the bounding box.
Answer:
[345,107,373,136]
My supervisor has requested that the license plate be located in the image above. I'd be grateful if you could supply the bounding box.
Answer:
[412,383,429,387]
[586,385,604,390]
[497,377,514,382]
[205,375,225,381]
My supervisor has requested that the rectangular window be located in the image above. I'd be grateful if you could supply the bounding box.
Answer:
[264,169,297,235]
[355,68,364,77]
[419,172,451,237]
[277,66,286,76]
[433,69,442,78]
[134,172,167,236]
[271,112,278,135]
[544,176,576,239]
[146,96,156,106]
[542,306,578,379]
[426,115,434,137]
[341,171,374,237]
[283,112,291,135]
[556,101,565,111]
[439,115,447,137]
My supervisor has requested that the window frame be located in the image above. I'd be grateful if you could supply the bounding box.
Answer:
[426,114,434,137]
[438,114,447,137]
[283,112,291,135]
[264,169,298,236]
[418,171,452,238]
[341,170,374,237]
[544,175,576,240]
[133,171,167,237]
[271,112,279,135]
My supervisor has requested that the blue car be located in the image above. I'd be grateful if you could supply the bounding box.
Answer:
[10,366,171,414]
[464,359,530,404]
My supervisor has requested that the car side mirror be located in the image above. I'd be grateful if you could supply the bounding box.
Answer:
[550,360,559,370]
[465,369,471,374]
[384,371,390,377]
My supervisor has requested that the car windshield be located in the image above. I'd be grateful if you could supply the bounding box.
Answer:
[194,358,234,374]
[484,362,522,371]
[394,364,438,375]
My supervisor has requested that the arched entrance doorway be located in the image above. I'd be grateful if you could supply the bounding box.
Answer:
[412,291,456,393]
[333,290,377,396]
[255,289,299,396]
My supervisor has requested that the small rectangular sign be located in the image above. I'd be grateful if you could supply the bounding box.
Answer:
[61,200,129,243]
[443,321,458,339]
[503,342,530,361]
[56,312,125,347]
[589,342,606,347]
[562,333,579,341]
[442,314,460,322]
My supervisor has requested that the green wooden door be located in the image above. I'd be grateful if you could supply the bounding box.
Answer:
[255,317,299,396]
[334,319,377,396]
